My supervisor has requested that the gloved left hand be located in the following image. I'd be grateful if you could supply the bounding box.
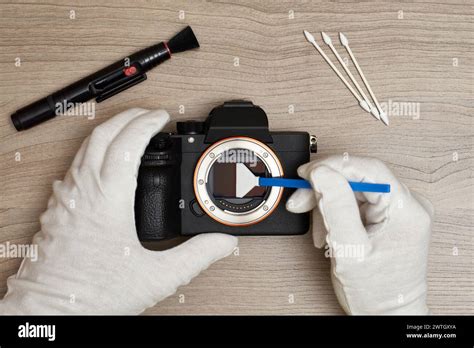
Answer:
[0,108,237,314]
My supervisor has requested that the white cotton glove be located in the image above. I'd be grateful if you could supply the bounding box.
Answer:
[0,108,237,315]
[286,156,433,315]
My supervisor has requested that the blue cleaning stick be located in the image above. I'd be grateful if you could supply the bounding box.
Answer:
[235,163,391,198]
[258,177,390,193]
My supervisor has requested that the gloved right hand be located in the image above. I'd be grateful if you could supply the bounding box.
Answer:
[286,156,433,314]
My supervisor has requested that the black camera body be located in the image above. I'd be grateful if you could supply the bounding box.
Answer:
[135,100,316,241]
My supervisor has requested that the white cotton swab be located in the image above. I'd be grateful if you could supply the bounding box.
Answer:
[339,32,389,126]
[321,32,380,121]
[303,30,371,114]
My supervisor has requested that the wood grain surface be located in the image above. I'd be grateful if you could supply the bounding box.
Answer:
[0,0,472,314]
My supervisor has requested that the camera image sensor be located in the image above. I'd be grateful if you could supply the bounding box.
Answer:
[207,153,269,213]
[193,137,284,226]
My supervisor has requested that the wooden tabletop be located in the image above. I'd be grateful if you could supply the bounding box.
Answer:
[0,0,472,314]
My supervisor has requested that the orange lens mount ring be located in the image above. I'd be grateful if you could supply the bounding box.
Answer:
[193,136,284,227]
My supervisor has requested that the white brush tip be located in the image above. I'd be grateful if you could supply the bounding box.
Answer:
[379,111,390,126]
[321,32,332,45]
[360,100,371,113]
[303,30,315,43]
[339,32,349,47]
[370,106,381,120]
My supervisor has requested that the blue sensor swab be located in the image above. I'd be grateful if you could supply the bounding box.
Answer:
[235,163,390,198]
[259,177,391,193]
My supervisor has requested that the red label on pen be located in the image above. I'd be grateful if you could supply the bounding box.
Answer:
[123,66,137,76]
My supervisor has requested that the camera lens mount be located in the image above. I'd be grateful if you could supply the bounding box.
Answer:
[193,137,283,226]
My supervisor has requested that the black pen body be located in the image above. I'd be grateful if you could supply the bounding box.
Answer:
[11,42,170,131]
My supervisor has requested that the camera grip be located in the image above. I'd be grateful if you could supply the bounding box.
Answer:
[135,163,182,241]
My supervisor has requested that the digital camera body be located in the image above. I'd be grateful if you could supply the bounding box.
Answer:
[135,100,317,241]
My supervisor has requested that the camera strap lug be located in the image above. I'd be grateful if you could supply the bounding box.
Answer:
[310,135,318,153]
